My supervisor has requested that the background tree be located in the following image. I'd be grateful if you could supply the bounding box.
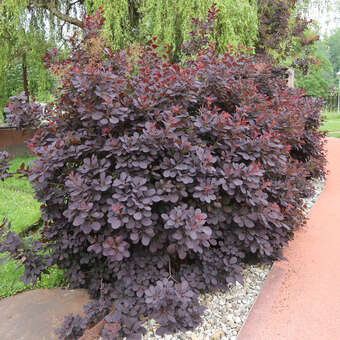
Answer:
[258,0,340,99]
[295,40,335,98]
[85,0,259,60]
[293,1,340,99]
[256,0,322,73]
[0,0,84,121]
[326,28,340,74]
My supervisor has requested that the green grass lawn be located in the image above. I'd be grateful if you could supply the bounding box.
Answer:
[327,132,340,138]
[320,111,340,137]
[0,157,65,299]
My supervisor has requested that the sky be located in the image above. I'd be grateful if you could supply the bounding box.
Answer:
[307,0,340,36]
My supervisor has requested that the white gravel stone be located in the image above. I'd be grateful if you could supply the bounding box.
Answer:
[139,179,325,340]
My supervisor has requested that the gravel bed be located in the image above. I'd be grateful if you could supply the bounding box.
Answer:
[142,264,271,340]
[140,178,326,340]
[302,179,325,214]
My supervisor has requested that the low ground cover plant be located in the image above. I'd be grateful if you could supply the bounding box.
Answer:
[0,7,326,340]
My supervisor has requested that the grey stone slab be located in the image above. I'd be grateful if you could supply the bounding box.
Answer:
[0,288,90,340]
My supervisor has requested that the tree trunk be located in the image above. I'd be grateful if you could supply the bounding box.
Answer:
[22,54,29,102]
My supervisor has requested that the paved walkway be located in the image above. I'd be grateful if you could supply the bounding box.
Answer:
[238,137,340,340]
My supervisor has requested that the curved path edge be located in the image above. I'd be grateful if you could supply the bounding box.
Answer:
[237,137,340,340]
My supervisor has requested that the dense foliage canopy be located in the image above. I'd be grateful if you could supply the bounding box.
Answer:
[1,0,333,119]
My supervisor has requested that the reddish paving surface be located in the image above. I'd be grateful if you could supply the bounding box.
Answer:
[238,137,340,340]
